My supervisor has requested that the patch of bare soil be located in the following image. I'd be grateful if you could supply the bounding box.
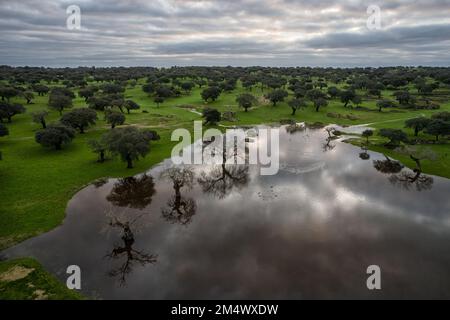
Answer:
[0,266,34,282]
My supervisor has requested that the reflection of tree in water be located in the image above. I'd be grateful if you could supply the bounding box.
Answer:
[104,174,158,285]
[322,137,336,152]
[388,169,434,191]
[107,174,156,209]
[322,127,337,152]
[105,216,157,286]
[373,154,433,191]
[359,146,370,160]
[198,136,249,199]
[373,156,403,174]
[160,167,197,225]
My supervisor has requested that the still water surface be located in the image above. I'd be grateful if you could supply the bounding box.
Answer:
[3,125,450,299]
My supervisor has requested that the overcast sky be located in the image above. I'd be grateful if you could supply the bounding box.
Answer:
[0,0,449,67]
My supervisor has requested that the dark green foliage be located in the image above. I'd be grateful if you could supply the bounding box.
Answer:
[236,93,257,112]
[379,128,408,147]
[88,137,108,163]
[48,93,72,115]
[327,86,340,98]
[22,91,35,104]
[288,98,307,115]
[124,100,140,114]
[31,111,49,129]
[425,119,450,141]
[0,102,26,123]
[154,96,164,107]
[266,89,288,106]
[376,99,395,112]
[0,86,19,102]
[105,111,125,129]
[35,123,76,150]
[101,83,124,94]
[362,129,373,143]
[340,90,356,108]
[102,126,154,168]
[78,87,95,101]
[393,90,415,106]
[201,87,221,102]
[405,117,432,136]
[202,108,221,125]
[431,111,450,122]
[32,84,50,96]
[60,108,97,133]
[181,82,194,93]
[0,123,8,137]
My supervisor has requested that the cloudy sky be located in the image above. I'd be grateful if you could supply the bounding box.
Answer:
[0,0,449,67]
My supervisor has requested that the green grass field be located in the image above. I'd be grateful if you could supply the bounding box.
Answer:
[0,80,449,252]
[0,258,83,300]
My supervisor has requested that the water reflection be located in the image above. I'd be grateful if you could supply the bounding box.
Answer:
[373,155,434,191]
[373,156,404,174]
[197,135,249,199]
[107,174,156,209]
[359,146,370,160]
[160,167,197,225]
[3,125,450,299]
[105,214,157,286]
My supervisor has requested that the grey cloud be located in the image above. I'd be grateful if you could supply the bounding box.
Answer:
[0,0,449,66]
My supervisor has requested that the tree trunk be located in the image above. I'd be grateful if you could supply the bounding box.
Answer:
[41,120,46,129]
[292,108,296,116]
[126,155,133,169]
[100,151,105,163]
